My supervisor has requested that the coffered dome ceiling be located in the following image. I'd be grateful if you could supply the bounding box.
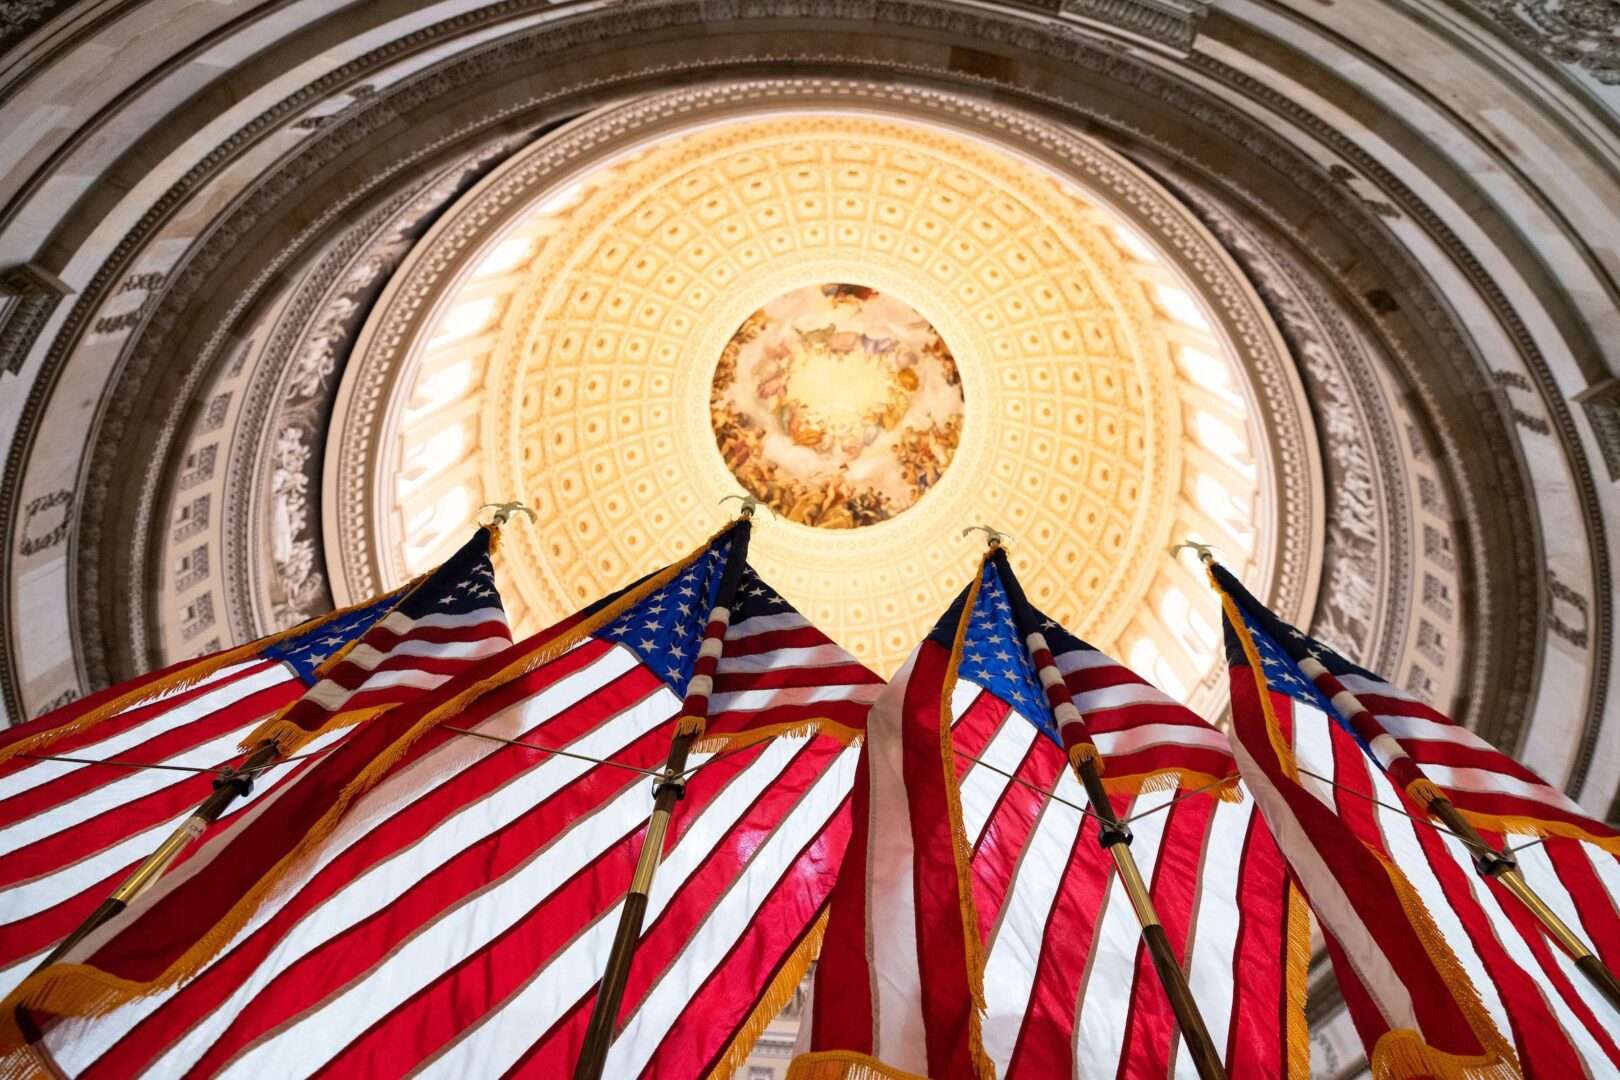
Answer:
[323,94,1313,703]
[3,2,1618,878]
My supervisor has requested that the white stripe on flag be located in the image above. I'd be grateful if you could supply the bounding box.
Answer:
[982,765,1089,1074]
[1417,764,1579,811]
[1336,674,1421,702]
[959,706,1034,844]
[1072,787,1175,1073]
[1174,797,1253,1079]
[1091,722,1229,758]
[708,683,881,714]
[724,613,810,640]
[716,644,860,672]
[866,652,928,1076]
[406,607,507,632]
[1069,683,1178,712]
[1052,650,1118,674]
[0,664,286,804]
[607,744,860,1076]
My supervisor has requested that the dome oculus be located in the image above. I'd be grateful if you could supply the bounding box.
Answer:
[709,283,964,528]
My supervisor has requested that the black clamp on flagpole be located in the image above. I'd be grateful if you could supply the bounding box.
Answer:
[652,766,687,802]
[211,763,255,798]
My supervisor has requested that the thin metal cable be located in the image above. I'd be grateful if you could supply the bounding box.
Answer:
[1293,765,1493,857]
[19,743,340,778]
[442,725,666,778]
[17,752,234,776]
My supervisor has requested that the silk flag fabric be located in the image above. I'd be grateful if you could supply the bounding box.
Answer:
[240,528,510,753]
[4,524,881,1079]
[1216,570,1519,1078]
[1215,567,1619,853]
[1213,562,1620,1078]
[0,528,507,1004]
[796,553,1307,1079]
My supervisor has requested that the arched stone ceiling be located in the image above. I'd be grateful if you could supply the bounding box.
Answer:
[321,91,1313,705]
[0,1,1615,838]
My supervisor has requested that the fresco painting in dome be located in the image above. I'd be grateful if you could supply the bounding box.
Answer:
[710,284,965,529]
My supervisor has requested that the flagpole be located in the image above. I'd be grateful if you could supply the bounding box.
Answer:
[574,507,755,1080]
[1185,543,1620,1016]
[981,540,1229,1080]
[30,741,279,971]
[26,512,526,978]
[1424,797,1620,1012]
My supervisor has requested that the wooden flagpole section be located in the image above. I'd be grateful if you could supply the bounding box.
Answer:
[985,541,1229,1080]
[574,509,754,1080]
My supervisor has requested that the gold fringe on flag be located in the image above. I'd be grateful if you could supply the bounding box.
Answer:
[708,909,829,1080]
[1370,851,1519,1078]
[1405,777,1447,810]
[689,718,864,756]
[1067,740,1103,774]
[674,714,707,738]
[784,1052,932,1080]
[1285,882,1313,1080]
[0,531,724,1057]
[939,559,997,1080]
[1410,790,1620,855]
[1099,768,1244,804]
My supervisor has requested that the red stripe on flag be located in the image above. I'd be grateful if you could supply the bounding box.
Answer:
[1116,790,1218,1079]
[1001,811,1112,1077]
[1222,814,1288,1077]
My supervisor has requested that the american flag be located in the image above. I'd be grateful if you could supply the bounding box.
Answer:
[1214,560,1620,1078]
[1216,569,1520,1078]
[6,525,881,1079]
[243,528,510,753]
[0,583,412,1001]
[798,554,1305,1079]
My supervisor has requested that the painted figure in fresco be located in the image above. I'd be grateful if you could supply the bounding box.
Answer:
[710,283,964,529]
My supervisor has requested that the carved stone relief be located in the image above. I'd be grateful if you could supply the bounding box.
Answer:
[1470,0,1620,84]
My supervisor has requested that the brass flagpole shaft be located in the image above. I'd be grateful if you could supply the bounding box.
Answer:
[574,508,754,1080]
[1426,796,1620,1013]
[1071,758,1229,1080]
[30,740,280,973]
[986,540,1227,1080]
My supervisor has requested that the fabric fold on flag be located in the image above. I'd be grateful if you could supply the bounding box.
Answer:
[2,521,879,1080]
[0,572,429,1001]
[1216,564,1618,853]
[1212,565,1518,1079]
[796,552,1301,1080]
[239,528,511,754]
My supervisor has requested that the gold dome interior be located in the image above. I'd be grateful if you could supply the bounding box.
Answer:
[369,111,1273,700]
